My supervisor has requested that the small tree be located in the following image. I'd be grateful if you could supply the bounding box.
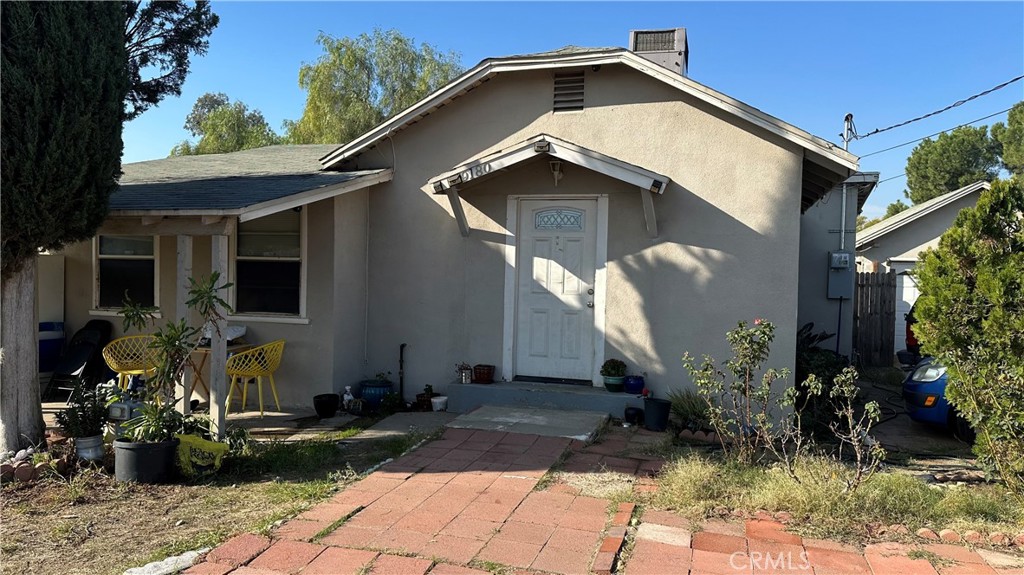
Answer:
[285,28,463,145]
[914,176,1024,496]
[170,94,280,156]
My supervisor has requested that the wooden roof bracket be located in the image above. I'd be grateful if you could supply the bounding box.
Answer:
[641,187,659,238]
[446,187,471,237]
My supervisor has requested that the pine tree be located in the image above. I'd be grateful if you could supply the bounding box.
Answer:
[1,2,128,451]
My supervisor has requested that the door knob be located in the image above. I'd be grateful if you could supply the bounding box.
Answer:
[587,301,594,308]
[587,288,594,295]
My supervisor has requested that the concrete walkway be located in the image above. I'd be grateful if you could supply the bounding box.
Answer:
[186,427,1024,575]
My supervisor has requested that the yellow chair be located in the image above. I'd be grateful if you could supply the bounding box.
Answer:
[102,335,159,390]
[225,340,285,417]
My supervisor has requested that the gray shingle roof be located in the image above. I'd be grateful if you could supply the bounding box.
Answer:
[112,145,380,212]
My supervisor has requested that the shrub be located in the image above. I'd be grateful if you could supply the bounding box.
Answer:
[914,176,1024,497]
[600,359,627,378]
[666,389,709,431]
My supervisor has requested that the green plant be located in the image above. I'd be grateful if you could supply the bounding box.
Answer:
[374,371,392,383]
[55,380,109,438]
[379,392,404,415]
[118,272,231,442]
[684,319,885,493]
[915,176,1024,497]
[666,389,708,431]
[683,319,786,463]
[119,401,184,443]
[795,322,851,436]
[423,385,434,396]
[600,359,627,378]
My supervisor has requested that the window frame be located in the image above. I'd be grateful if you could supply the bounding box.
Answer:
[92,235,160,312]
[228,208,308,322]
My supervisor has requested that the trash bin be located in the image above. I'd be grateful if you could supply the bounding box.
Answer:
[644,398,671,432]
[38,322,65,373]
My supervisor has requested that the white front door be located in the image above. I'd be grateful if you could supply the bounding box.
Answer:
[514,199,597,380]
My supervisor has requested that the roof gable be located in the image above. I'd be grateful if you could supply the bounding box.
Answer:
[318,48,857,178]
[855,180,990,248]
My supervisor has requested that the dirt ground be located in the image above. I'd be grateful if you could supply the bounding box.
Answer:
[0,430,418,575]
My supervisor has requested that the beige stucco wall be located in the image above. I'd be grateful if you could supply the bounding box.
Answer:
[857,193,979,270]
[55,195,367,408]
[797,188,858,359]
[347,64,806,399]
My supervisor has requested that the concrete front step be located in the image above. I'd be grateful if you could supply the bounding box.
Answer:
[447,380,644,418]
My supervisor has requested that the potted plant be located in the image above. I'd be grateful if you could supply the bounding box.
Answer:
[55,379,109,462]
[600,359,627,392]
[359,371,394,410]
[114,401,185,483]
[416,384,439,411]
[114,273,232,484]
[456,362,472,384]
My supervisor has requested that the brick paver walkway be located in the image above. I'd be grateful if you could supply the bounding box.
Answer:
[187,427,1024,575]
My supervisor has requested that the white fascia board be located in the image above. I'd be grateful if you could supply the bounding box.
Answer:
[110,209,241,217]
[428,135,670,194]
[319,50,856,173]
[855,180,989,248]
[239,169,392,222]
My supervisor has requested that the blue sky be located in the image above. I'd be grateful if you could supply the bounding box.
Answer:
[123,1,1024,217]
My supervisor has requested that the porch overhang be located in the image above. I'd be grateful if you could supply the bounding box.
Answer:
[427,135,670,238]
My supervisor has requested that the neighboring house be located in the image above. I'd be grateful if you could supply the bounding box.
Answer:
[50,30,874,415]
[855,180,989,357]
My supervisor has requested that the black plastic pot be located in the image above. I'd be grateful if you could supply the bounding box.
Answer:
[113,437,180,484]
[313,393,340,419]
[624,406,644,426]
[644,398,672,432]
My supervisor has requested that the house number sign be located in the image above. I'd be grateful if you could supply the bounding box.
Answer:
[458,162,492,183]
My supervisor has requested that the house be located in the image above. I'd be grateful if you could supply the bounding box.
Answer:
[50,29,875,423]
[855,180,989,358]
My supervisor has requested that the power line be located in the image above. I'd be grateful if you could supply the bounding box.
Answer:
[860,108,1013,158]
[851,74,1023,141]
[877,172,907,185]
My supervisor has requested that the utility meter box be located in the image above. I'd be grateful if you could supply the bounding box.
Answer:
[827,250,854,299]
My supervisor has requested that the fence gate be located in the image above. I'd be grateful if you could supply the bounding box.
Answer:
[854,271,897,367]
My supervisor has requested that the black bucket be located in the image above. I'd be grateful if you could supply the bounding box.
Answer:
[644,398,672,432]
[113,438,179,484]
[313,393,340,418]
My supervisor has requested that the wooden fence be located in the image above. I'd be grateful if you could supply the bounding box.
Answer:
[854,271,897,367]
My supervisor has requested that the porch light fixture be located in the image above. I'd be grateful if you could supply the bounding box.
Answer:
[550,160,563,187]
[649,180,663,194]
[534,140,550,153]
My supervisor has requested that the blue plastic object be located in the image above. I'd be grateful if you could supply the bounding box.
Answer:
[624,375,645,395]
[38,322,65,373]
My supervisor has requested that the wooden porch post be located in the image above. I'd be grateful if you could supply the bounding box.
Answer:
[209,234,228,440]
[176,235,193,415]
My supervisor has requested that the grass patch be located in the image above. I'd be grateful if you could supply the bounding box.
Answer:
[654,451,1024,541]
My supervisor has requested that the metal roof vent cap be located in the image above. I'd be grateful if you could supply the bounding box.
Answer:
[629,28,688,76]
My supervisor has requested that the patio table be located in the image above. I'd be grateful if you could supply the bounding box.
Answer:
[188,341,253,397]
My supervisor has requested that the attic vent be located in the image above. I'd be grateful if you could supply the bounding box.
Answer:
[553,72,585,113]
[633,30,675,52]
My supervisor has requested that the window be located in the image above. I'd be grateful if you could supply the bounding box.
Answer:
[234,210,302,315]
[95,235,157,308]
